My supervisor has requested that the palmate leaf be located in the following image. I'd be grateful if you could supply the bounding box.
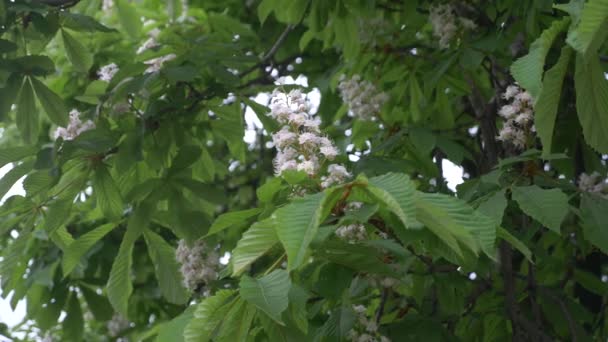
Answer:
[240,270,291,324]
[232,219,279,276]
[367,173,419,229]
[574,52,608,153]
[183,289,237,342]
[534,46,573,157]
[510,18,570,98]
[143,230,189,305]
[62,222,118,277]
[107,207,149,316]
[274,188,341,271]
[511,185,569,233]
[416,192,496,258]
[61,29,93,72]
[566,0,608,54]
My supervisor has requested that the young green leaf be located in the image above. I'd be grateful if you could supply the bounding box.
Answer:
[62,293,84,341]
[62,223,118,277]
[566,0,608,54]
[367,173,419,229]
[115,0,142,39]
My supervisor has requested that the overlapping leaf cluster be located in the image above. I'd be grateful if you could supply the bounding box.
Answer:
[0,0,608,341]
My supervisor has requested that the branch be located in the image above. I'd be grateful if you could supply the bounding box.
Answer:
[240,24,295,77]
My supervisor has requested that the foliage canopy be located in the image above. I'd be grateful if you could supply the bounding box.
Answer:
[1,0,608,341]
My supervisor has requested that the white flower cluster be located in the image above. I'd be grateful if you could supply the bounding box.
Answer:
[144,54,176,74]
[336,223,367,243]
[175,239,220,292]
[97,63,119,82]
[54,109,95,141]
[348,305,391,342]
[496,85,534,149]
[107,313,129,338]
[102,0,114,11]
[429,4,476,49]
[578,172,608,193]
[137,28,161,55]
[321,164,352,188]
[338,75,388,121]
[269,89,343,180]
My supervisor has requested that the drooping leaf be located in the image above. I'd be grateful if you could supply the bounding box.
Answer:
[16,77,39,144]
[240,269,291,324]
[534,46,573,157]
[107,207,149,316]
[511,185,569,233]
[566,0,608,54]
[476,189,508,227]
[232,219,279,276]
[510,18,569,98]
[215,298,257,342]
[93,164,124,221]
[30,77,68,126]
[80,286,113,321]
[206,208,262,236]
[580,193,608,254]
[497,227,533,263]
[62,293,84,341]
[143,230,190,304]
[211,103,246,162]
[183,290,237,342]
[0,74,23,121]
[574,52,608,153]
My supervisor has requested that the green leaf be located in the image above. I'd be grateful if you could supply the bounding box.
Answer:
[288,285,309,333]
[115,0,142,39]
[232,219,279,275]
[93,165,124,221]
[107,207,149,316]
[316,306,356,341]
[242,97,280,132]
[274,189,340,271]
[0,146,37,169]
[0,74,23,121]
[317,240,396,276]
[497,227,533,263]
[206,208,262,236]
[143,230,190,304]
[580,193,608,254]
[62,223,118,277]
[0,160,33,200]
[30,77,68,126]
[155,307,195,342]
[16,77,39,144]
[416,192,496,258]
[240,270,291,324]
[534,46,573,157]
[60,12,115,33]
[566,0,608,54]
[510,18,569,98]
[80,286,113,321]
[183,290,237,342]
[574,52,608,153]
[257,177,283,203]
[62,293,84,341]
[257,0,276,24]
[215,298,257,342]
[43,199,73,233]
[367,173,418,229]
[511,185,569,233]
[476,189,508,227]
[211,103,246,162]
[61,29,93,72]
